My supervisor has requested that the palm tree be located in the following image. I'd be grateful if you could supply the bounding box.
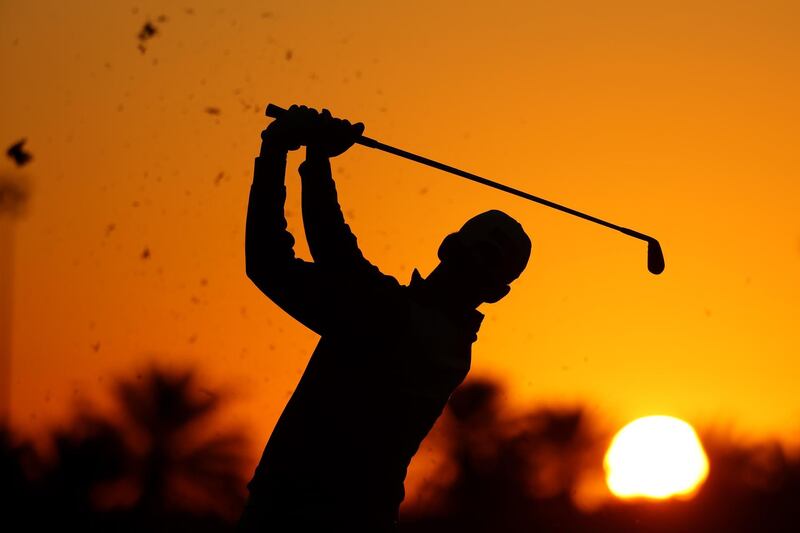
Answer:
[111,365,249,523]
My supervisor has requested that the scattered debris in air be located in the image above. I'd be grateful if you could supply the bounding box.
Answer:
[214,171,225,185]
[205,107,221,115]
[6,139,32,166]
[105,223,116,236]
[137,20,158,53]
[285,49,293,61]
[141,247,151,260]
[91,342,101,352]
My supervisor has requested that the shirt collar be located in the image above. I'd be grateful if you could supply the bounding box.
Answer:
[409,268,485,336]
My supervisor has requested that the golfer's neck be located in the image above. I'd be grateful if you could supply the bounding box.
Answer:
[424,264,482,310]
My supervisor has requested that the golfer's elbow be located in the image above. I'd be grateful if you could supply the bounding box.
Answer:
[245,252,272,287]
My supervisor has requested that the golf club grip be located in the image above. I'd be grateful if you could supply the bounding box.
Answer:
[265,103,286,118]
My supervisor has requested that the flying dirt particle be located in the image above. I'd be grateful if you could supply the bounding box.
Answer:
[91,342,100,352]
[200,278,208,286]
[156,14,168,23]
[136,20,158,53]
[261,11,273,18]
[205,106,221,115]
[704,308,712,318]
[6,139,32,166]
[188,334,198,343]
[190,295,200,304]
[419,187,428,195]
[105,223,116,236]
[214,171,224,185]
[138,22,157,40]
[141,247,151,259]
[345,209,356,220]
[285,49,293,61]
[131,200,140,207]
[185,7,195,15]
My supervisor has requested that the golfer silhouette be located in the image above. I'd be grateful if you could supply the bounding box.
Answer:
[238,105,531,532]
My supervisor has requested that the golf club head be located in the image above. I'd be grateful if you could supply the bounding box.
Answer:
[647,238,665,275]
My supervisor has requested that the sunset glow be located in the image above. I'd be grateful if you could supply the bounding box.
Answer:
[605,416,709,500]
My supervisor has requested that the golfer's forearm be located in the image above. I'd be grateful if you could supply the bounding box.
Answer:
[245,150,301,282]
[299,155,366,266]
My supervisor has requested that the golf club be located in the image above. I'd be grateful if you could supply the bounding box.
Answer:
[265,103,665,275]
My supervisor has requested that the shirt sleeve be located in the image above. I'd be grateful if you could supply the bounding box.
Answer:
[245,151,334,335]
[298,155,390,287]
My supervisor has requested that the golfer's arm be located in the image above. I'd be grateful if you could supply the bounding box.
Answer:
[245,150,327,334]
[299,154,383,278]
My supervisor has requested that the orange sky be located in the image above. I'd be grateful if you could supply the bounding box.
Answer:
[1,0,799,461]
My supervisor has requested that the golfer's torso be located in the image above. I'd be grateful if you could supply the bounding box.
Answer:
[250,284,476,514]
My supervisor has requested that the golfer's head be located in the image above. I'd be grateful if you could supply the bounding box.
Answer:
[438,210,531,303]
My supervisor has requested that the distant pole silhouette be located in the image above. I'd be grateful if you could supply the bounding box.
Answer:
[0,172,30,427]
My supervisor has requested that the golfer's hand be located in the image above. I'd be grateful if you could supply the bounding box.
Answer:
[307,108,365,159]
[260,104,318,155]
[260,105,364,158]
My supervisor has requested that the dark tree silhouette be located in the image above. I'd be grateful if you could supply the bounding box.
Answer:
[1,364,249,532]
[111,365,249,523]
[403,378,800,533]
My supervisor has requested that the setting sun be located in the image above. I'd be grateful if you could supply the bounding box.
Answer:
[605,416,709,500]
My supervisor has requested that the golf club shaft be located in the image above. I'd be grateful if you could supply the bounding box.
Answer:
[265,104,653,244]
